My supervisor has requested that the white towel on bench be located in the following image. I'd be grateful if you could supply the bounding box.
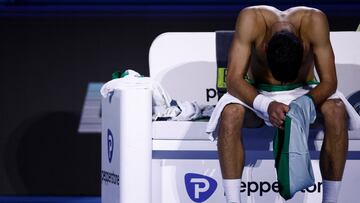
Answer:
[206,86,360,141]
[100,70,214,121]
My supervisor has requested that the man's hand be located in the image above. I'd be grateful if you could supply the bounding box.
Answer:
[268,101,289,129]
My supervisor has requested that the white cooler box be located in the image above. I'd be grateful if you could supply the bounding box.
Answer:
[101,32,360,203]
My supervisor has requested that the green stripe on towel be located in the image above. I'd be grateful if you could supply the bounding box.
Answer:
[274,116,292,200]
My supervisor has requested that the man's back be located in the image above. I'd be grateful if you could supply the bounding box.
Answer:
[239,6,326,85]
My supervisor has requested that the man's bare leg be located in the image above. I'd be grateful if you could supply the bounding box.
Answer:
[217,104,262,203]
[320,99,348,203]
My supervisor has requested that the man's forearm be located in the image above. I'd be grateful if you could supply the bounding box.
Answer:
[227,78,259,107]
[306,81,337,106]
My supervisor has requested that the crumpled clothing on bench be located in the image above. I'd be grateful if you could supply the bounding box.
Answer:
[100,69,214,121]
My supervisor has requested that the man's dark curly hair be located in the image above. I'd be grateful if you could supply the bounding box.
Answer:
[266,30,304,83]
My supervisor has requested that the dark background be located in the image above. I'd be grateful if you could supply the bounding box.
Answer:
[0,0,359,196]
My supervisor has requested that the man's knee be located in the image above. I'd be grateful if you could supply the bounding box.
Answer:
[321,99,348,126]
[220,104,246,131]
[221,103,246,121]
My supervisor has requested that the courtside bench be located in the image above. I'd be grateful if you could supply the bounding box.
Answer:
[95,31,360,203]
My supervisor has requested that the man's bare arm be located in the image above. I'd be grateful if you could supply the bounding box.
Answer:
[305,10,337,105]
[226,8,259,106]
[227,8,289,128]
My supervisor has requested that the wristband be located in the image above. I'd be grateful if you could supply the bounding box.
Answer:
[253,94,274,114]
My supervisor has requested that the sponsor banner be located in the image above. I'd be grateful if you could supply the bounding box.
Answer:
[101,95,120,203]
[152,159,360,203]
[185,173,217,202]
[101,170,119,186]
[107,129,114,163]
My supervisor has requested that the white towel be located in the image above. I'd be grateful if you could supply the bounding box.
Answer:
[206,86,360,141]
[100,69,214,121]
[100,70,173,119]
[274,95,316,200]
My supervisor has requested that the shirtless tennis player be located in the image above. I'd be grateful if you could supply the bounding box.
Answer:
[216,6,347,203]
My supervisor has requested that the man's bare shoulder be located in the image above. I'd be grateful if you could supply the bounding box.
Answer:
[234,6,265,40]
[238,5,278,16]
[292,6,327,24]
[298,7,329,42]
[286,6,320,13]
[236,6,258,19]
